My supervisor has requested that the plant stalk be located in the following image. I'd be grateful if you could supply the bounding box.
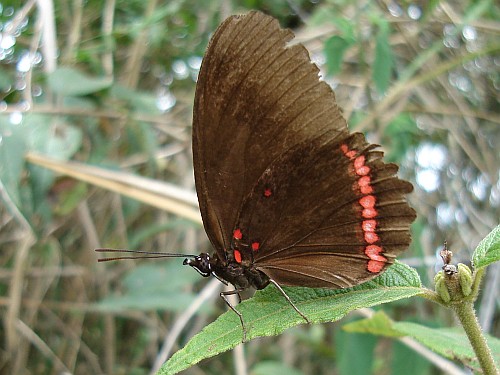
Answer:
[453,302,499,375]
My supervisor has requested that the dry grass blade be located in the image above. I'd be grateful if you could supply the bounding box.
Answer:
[25,152,202,224]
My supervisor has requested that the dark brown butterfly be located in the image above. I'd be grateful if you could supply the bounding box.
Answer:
[97,11,416,339]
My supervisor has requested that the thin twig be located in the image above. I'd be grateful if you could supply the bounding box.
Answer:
[150,278,221,374]
[356,308,465,375]
[16,319,71,373]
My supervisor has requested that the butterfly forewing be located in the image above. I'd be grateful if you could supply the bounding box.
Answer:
[193,12,350,259]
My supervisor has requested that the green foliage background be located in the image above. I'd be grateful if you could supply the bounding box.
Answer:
[0,0,498,374]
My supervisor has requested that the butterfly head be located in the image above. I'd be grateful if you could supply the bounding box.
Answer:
[183,253,212,277]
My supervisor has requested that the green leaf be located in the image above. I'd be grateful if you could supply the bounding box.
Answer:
[343,310,404,338]
[128,218,199,249]
[111,84,163,114]
[0,69,14,91]
[122,262,200,293]
[159,262,422,375]
[324,35,353,76]
[382,113,420,163]
[392,340,432,375]
[251,361,304,375]
[372,23,393,94]
[24,115,82,205]
[0,116,28,207]
[398,326,500,372]
[25,114,82,160]
[472,225,500,270]
[464,0,495,25]
[336,327,376,375]
[97,291,198,312]
[342,311,500,372]
[54,182,88,215]
[331,17,356,39]
[47,67,112,96]
[96,262,204,313]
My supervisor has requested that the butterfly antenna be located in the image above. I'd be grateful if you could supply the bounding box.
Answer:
[95,248,197,262]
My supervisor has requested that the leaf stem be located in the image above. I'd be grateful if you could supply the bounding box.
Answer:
[418,288,445,305]
[452,302,499,375]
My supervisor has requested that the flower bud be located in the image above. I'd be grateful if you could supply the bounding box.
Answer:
[434,271,451,303]
[458,263,473,297]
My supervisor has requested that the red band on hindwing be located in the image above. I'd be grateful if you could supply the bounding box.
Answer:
[341,143,387,273]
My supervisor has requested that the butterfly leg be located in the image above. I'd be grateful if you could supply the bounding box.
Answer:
[220,288,247,341]
[269,279,311,324]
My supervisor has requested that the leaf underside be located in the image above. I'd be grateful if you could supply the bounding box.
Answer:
[472,224,500,270]
[344,311,500,372]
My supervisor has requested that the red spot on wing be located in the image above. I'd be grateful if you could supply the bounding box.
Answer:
[360,185,374,194]
[354,156,370,176]
[364,231,380,244]
[362,219,377,232]
[367,259,385,273]
[358,176,374,194]
[359,195,376,208]
[233,228,242,240]
[358,176,370,186]
[365,245,387,273]
[365,245,386,260]
[341,143,357,158]
[346,150,356,159]
[234,249,242,263]
[362,208,378,219]
[264,188,272,197]
[354,156,365,170]
[251,242,260,251]
[356,166,370,176]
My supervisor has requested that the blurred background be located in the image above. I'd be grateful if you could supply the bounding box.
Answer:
[0,0,498,374]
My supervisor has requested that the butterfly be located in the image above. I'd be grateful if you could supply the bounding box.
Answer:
[97,10,416,340]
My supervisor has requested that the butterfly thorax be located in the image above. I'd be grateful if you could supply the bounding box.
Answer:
[183,252,270,290]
